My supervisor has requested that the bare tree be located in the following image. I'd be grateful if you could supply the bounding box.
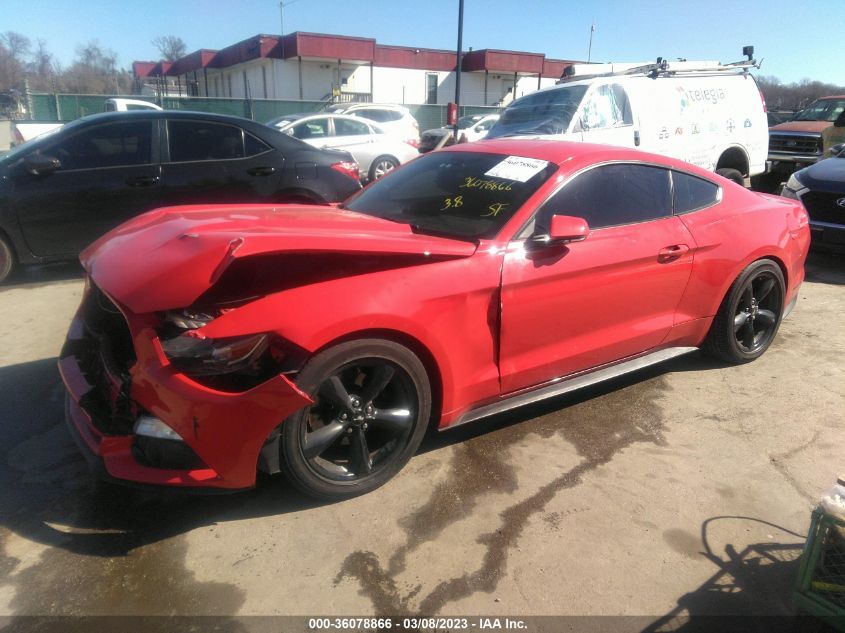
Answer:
[756,74,845,112]
[0,31,32,91]
[152,35,186,62]
[63,40,130,94]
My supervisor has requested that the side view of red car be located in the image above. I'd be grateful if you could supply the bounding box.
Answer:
[59,140,810,500]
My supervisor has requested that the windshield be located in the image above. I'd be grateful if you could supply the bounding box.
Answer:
[794,99,845,122]
[343,151,558,240]
[486,85,588,138]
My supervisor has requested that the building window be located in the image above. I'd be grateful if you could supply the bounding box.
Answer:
[426,74,438,105]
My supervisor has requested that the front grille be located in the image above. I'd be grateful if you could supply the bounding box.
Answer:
[64,282,138,435]
[802,191,845,226]
[769,133,822,157]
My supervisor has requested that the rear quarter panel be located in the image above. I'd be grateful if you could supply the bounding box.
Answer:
[674,183,809,334]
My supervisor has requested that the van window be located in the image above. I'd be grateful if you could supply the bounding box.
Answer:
[581,84,632,130]
[487,84,588,138]
[534,163,672,232]
[672,171,720,214]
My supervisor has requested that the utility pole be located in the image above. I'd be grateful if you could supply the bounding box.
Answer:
[587,22,595,63]
[279,0,302,58]
[453,0,464,140]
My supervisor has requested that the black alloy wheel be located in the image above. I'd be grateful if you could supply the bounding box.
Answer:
[732,271,782,354]
[703,259,785,364]
[280,339,431,500]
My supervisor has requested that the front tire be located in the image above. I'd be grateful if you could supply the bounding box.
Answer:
[702,259,785,364]
[0,236,14,284]
[280,339,431,500]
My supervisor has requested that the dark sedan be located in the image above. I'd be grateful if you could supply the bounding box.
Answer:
[0,111,362,282]
[782,144,845,251]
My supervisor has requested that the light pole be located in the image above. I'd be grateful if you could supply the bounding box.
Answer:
[453,0,464,141]
[279,0,303,58]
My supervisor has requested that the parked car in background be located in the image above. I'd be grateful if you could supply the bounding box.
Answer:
[782,142,845,252]
[418,113,500,153]
[487,51,768,185]
[267,112,419,181]
[59,140,808,500]
[104,98,162,112]
[768,96,845,179]
[324,102,420,147]
[0,110,361,283]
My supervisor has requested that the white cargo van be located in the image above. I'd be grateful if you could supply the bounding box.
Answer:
[486,50,768,184]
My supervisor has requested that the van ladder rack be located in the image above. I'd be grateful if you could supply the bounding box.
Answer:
[560,46,762,83]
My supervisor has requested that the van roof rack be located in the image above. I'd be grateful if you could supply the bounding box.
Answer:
[560,46,761,82]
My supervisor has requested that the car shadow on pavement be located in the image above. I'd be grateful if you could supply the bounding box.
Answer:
[642,515,810,633]
[0,357,329,564]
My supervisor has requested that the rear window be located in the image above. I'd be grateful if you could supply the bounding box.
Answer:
[672,171,720,214]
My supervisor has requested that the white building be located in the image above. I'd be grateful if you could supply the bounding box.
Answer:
[134,32,579,107]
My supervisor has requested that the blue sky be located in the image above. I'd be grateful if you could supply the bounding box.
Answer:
[2,0,843,85]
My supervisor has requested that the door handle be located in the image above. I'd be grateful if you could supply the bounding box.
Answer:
[247,166,276,177]
[125,175,160,187]
[634,130,641,147]
[658,244,690,262]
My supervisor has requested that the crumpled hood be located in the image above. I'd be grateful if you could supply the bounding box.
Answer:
[82,204,478,314]
[770,120,831,133]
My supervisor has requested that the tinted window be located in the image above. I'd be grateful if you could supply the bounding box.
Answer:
[334,118,370,136]
[244,133,271,157]
[356,109,401,123]
[536,163,672,231]
[168,121,244,162]
[672,170,720,214]
[344,151,558,240]
[50,121,152,170]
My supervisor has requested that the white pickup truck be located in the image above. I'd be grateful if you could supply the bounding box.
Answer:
[12,98,161,145]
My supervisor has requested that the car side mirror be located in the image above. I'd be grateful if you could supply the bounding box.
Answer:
[834,111,845,128]
[831,143,845,157]
[24,154,61,175]
[528,214,590,248]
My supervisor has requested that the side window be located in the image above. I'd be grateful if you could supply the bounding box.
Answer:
[357,109,393,123]
[581,85,629,130]
[50,121,153,170]
[334,118,371,136]
[168,121,244,162]
[672,170,720,214]
[244,133,271,157]
[290,118,328,140]
[535,164,672,232]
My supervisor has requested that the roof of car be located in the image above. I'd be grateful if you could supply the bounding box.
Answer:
[65,109,269,129]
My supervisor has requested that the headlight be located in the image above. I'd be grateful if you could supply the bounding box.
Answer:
[162,332,269,376]
[782,172,808,200]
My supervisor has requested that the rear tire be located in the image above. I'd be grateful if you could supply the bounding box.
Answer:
[0,236,14,284]
[716,167,745,186]
[280,339,431,500]
[702,259,785,364]
[368,156,398,181]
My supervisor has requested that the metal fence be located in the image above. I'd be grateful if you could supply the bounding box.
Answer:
[27,93,499,133]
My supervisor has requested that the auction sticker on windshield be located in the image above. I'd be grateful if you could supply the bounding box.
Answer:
[485,156,550,182]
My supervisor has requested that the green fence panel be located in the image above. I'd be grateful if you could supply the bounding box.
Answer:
[251,99,325,124]
[26,94,500,130]
[30,94,59,121]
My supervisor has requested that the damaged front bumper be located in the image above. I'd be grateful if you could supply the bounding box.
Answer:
[59,283,311,491]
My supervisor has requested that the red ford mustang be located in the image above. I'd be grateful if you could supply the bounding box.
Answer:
[59,140,810,499]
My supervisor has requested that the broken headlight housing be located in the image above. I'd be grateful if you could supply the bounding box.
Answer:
[161,332,270,376]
